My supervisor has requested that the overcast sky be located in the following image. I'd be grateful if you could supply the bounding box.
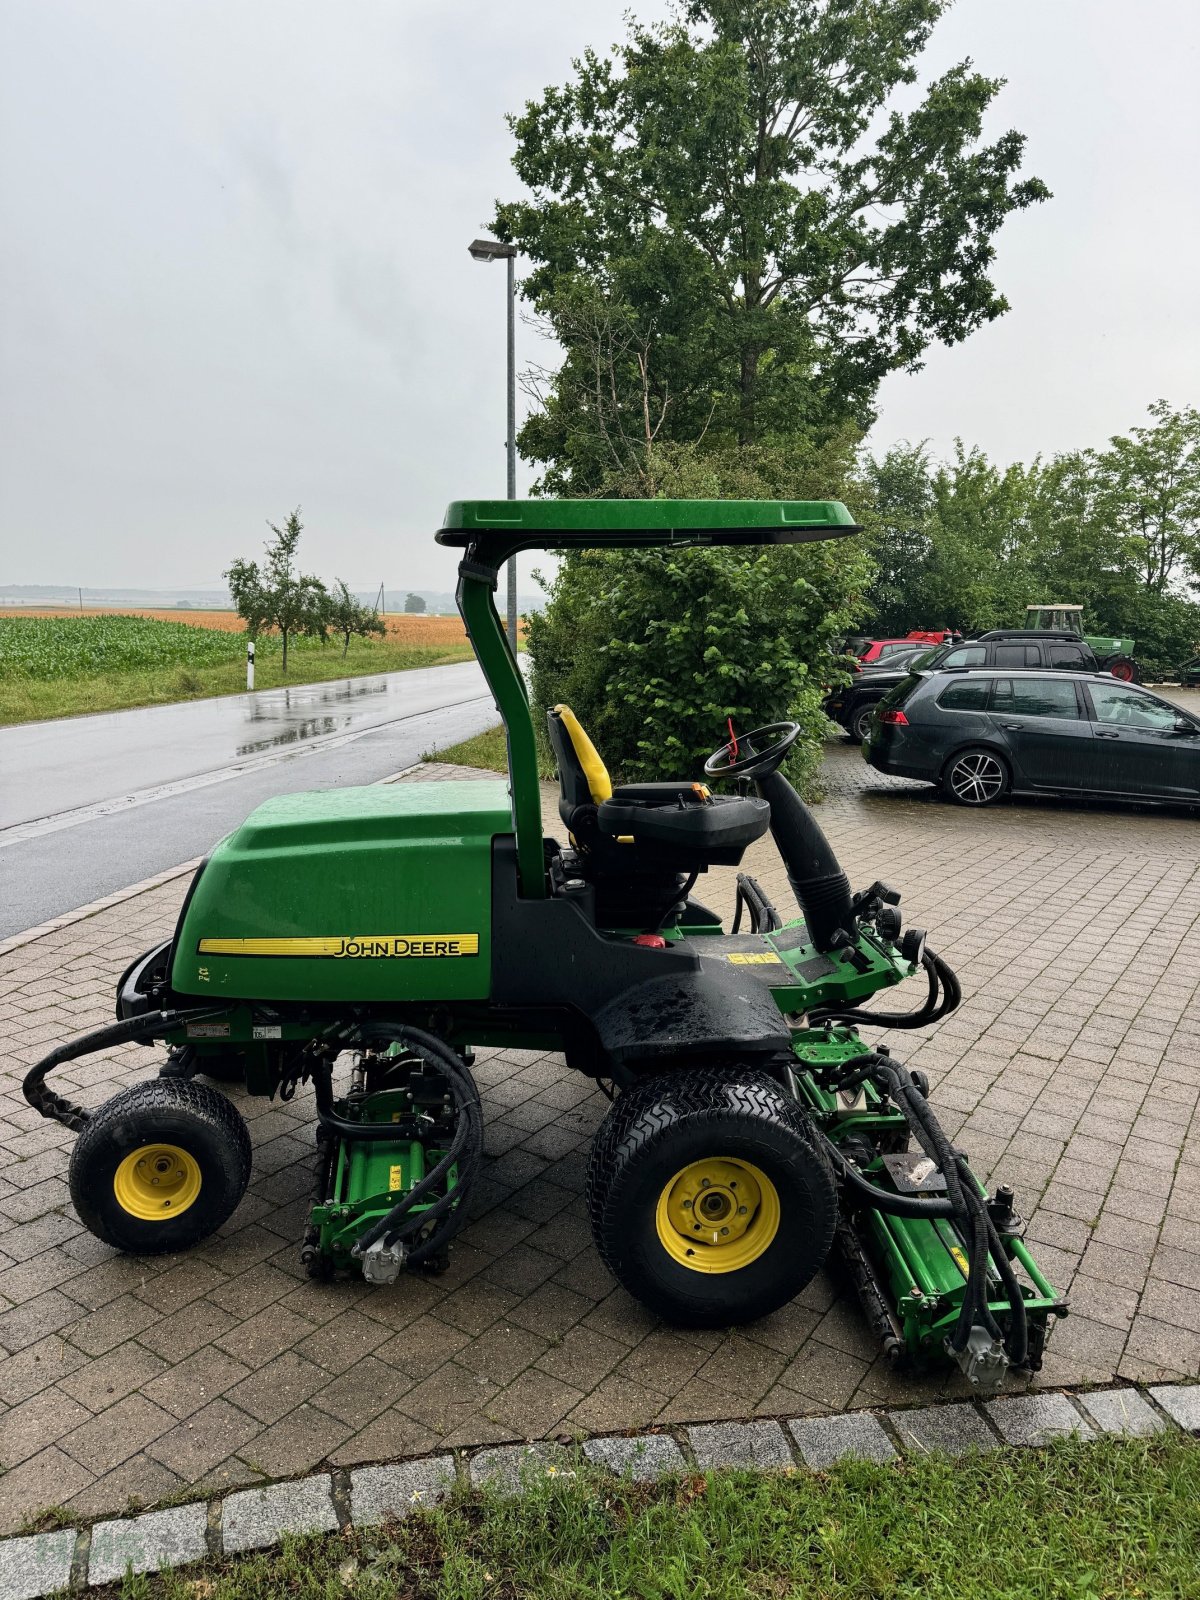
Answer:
[1,0,1197,593]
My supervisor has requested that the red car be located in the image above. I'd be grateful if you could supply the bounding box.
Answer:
[853,631,958,668]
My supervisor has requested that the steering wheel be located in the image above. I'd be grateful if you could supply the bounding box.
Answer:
[704,721,801,781]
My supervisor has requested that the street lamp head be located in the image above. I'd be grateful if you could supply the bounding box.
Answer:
[468,236,517,263]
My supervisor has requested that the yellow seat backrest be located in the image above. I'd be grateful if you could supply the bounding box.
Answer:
[552,704,613,804]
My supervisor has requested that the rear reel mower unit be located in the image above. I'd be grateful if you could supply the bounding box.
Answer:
[24,499,1066,1392]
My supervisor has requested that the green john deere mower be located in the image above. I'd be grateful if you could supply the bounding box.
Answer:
[26,500,1065,1390]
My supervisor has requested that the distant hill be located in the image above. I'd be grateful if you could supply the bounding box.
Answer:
[0,584,543,615]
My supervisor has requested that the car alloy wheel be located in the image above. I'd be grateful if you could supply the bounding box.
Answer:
[946,750,1007,806]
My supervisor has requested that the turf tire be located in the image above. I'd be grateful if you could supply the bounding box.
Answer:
[586,1068,837,1328]
[69,1078,252,1255]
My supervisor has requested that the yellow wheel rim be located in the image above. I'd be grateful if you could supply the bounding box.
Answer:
[113,1143,202,1222]
[655,1157,780,1274]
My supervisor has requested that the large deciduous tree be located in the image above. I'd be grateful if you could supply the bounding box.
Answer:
[497,0,1048,492]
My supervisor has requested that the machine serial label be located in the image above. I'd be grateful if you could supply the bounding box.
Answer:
[727,952,783,965]
[186,1021,230,1038]
[196,934,480,959]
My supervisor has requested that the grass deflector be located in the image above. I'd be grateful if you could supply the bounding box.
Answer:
[27,499,1064,1391]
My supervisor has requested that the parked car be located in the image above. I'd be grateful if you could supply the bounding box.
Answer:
[864,669,1200,807]
[825,646,932,740]
[827,630,1103,744]
[853,630,958,667]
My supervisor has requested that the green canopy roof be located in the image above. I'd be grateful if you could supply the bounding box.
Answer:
[437,498,860,550]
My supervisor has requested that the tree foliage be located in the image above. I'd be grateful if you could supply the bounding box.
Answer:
[327,580,386,658]
[860,403,1200,675]
[527,437,874,793]
[225,509,329,673]
[403,592,427,614]
[498,0,1047,492]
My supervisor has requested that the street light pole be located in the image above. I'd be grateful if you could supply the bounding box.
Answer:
[468,236,520,652]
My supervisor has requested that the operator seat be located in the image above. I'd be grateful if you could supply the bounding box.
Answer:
[546,705,769,868]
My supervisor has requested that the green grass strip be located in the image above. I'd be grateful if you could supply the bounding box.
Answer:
[109,1434,1200,1600]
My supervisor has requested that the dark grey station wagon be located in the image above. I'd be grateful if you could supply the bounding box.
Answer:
[865,670,1200,807]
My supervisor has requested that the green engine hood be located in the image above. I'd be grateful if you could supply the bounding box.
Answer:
[171,781,511,1003]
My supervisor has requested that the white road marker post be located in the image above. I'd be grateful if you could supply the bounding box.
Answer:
[247,639,255,691]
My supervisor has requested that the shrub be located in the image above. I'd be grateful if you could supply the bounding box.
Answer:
[528,537,865,794]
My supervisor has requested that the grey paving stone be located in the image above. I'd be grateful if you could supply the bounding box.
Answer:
[221,1475,338,1554]
[1149,1383,1200,1431]
[788,1412,895,1469]
[468,1442,572,1495]
[1075,1388,1166,1437]
[88,1503,209,1584]
[582,1433,686,1481]
[984,1393,1094,1446]
[887,1403,999,1456]
[0,1530,75,1600]
[687,1419,793,1471]
[350,1456,456,1525]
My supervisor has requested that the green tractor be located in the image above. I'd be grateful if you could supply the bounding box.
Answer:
[1025,603,1140,681]
[27,500,1064,1390]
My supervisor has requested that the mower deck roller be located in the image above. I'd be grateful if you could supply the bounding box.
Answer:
[25,499,1065,1391]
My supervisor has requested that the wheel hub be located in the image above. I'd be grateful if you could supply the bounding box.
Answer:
[113,1143,202,1221]
[656,1157,780,1273]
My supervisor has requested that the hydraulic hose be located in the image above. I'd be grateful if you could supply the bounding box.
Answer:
[810,949,961,1030]
[825,1050,1026,1365]
[329,1023,483,1264]
[821,1137,956,1218]
[22,1007,229,1130]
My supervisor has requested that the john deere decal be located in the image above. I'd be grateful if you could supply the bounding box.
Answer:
[197,935,480,959]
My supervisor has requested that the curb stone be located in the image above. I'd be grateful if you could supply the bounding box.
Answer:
[1149,1384,1200,1431]
[87,1506,208,1586]
[582,1433,686,1481]
[0,1533,74,1600]
[1075,1388,1166,1437]
[887,1402,1000,1456]
[468,1442,572,1495]
[984,1393,1095,1446]
[349,1458,456,1525]
[0,1383,1195,1598]
[789,1412,895,1469]
[221,1476,339,1555]
[688,1419,793,1470]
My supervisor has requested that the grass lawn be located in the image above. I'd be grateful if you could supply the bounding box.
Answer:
[0,630,475,727]
[103,1435,1200,1600]
[423,722,510,773]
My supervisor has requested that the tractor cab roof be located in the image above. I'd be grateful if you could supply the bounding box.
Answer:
[438,498,860,552]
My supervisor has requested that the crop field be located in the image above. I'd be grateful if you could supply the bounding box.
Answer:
[5,606,469,643]
[0,610,475,726]
[0,614,247,679]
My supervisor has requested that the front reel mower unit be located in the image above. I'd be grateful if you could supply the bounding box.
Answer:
[25,497,1066,1393]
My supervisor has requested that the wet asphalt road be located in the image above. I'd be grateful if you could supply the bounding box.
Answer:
[0,663,499,938]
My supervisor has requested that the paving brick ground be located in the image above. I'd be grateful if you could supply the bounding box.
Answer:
[2,742,1200,1530]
